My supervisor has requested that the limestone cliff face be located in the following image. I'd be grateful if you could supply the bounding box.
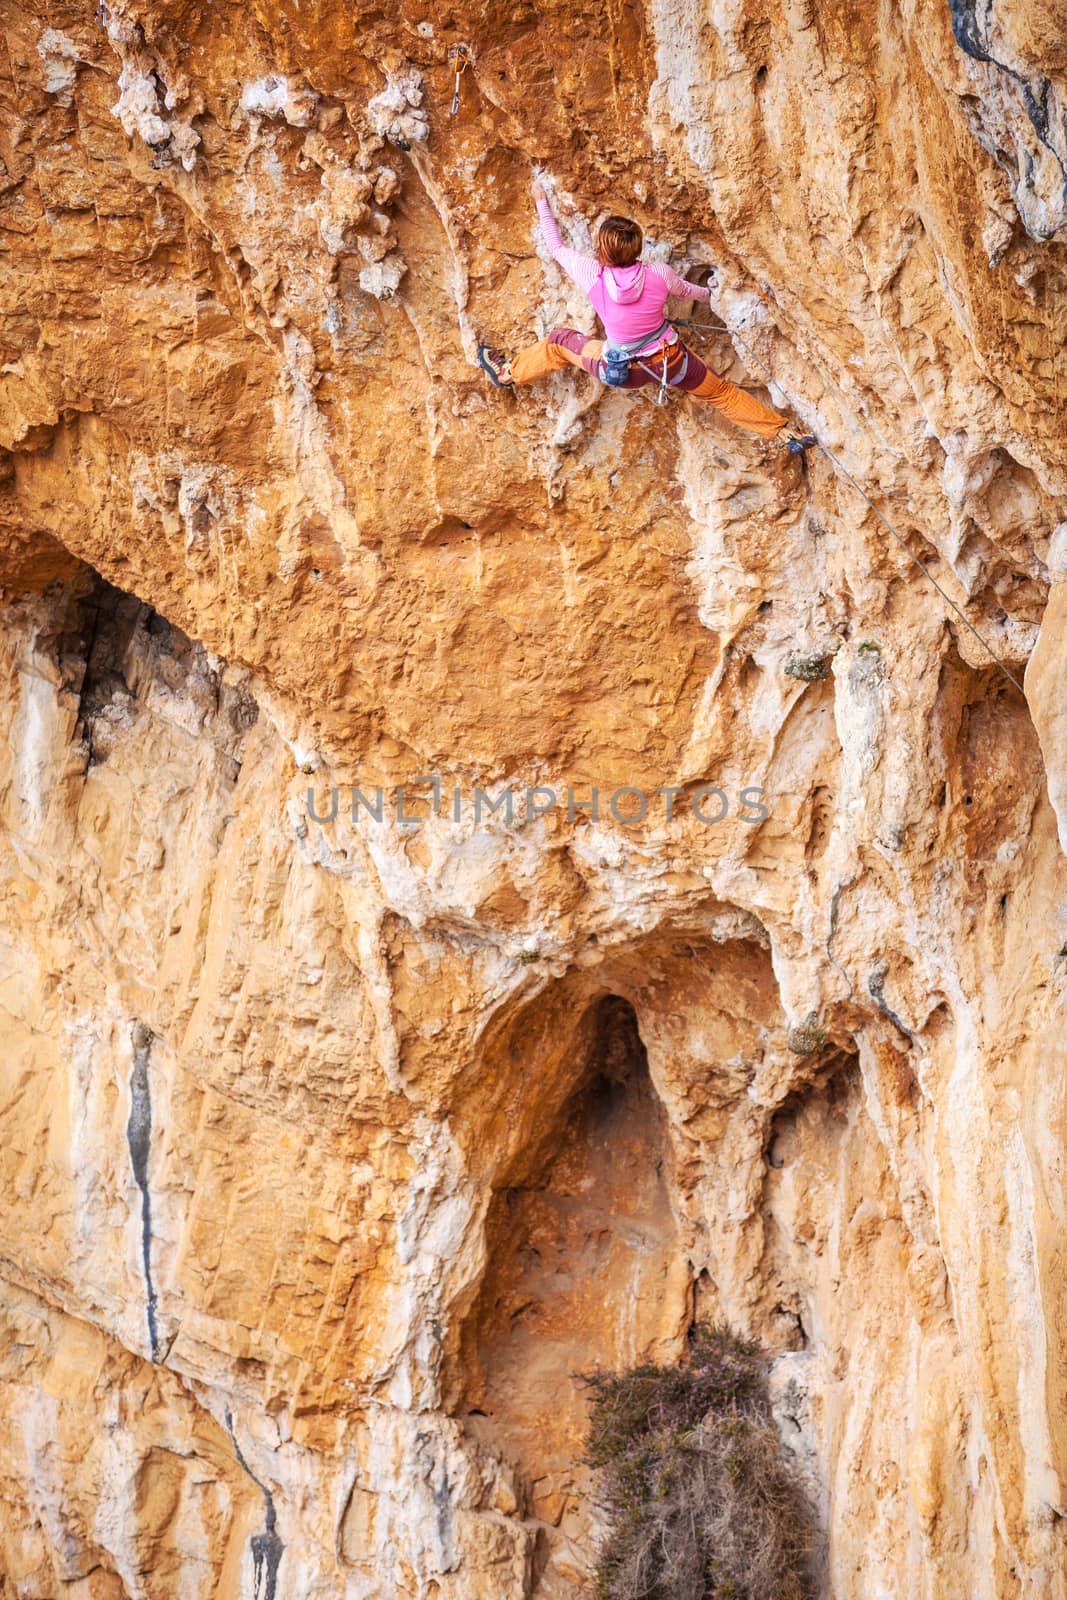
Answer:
[1,1,1066,1596]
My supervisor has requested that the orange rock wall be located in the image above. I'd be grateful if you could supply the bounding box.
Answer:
[1,0,1066,1595]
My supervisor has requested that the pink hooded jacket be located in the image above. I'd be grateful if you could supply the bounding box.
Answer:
[536,196,710,354]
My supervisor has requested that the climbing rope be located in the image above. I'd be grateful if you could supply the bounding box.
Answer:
[669,310,1028,695]
[448,44,474,116]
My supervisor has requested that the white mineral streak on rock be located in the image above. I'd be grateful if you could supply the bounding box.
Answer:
[367,67,430,147]
[36,28,79,103]
[1026,522,1067,850]
[107,23,200,169]
[111,60,172,148]
[241,74,318,127]
[358,253,406,300]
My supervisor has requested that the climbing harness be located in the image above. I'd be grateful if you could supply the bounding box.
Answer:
[448,45,474,116]
[601,320,672,388]
[668,311,1027,694]
[635,337,689,405]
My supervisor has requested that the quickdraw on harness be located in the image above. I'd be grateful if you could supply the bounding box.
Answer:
[448,45,474,116]
[636,336,689,406]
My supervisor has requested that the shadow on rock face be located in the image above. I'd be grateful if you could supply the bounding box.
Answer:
[456,994,683,1578]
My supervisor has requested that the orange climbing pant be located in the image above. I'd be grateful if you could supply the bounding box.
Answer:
[686,367,789,439]
[508,328,789,441]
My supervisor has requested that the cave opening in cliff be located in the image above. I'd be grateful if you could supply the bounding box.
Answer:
[457,993,685,1559]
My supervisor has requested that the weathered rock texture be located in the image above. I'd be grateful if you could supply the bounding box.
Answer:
[1,0,1066,1596]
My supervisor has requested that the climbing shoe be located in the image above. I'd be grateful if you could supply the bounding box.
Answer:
[478,345,513,387]
[785,430,817,455]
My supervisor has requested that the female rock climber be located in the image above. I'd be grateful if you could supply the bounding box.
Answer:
[479,181,815,450]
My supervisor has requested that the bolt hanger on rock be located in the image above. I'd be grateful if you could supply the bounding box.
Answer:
[448,44,474,116]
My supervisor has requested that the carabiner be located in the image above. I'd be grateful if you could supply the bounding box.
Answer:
[448,44,474,117]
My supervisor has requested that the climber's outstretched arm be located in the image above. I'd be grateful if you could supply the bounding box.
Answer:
[649,262,713,303]
[532,180,599,293]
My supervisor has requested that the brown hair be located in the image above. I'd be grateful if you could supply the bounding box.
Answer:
[596,215,643,267]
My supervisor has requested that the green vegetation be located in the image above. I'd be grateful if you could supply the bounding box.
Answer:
[786,1013,829,1055]
[783,650,834,682]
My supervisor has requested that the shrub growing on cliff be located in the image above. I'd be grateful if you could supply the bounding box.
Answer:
[583,1324,818,1600]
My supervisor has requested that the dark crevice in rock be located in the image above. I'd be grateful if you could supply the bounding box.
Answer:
[773,1303,809,1348]
[225,1412,285,1600]
[867,958,914,1040]
[948,0,995,66]
[947,0,1067,208]
[457,994,681,1561]
[60,565,258,777]
[73,573,144,767]
[127,1021,159,1362]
